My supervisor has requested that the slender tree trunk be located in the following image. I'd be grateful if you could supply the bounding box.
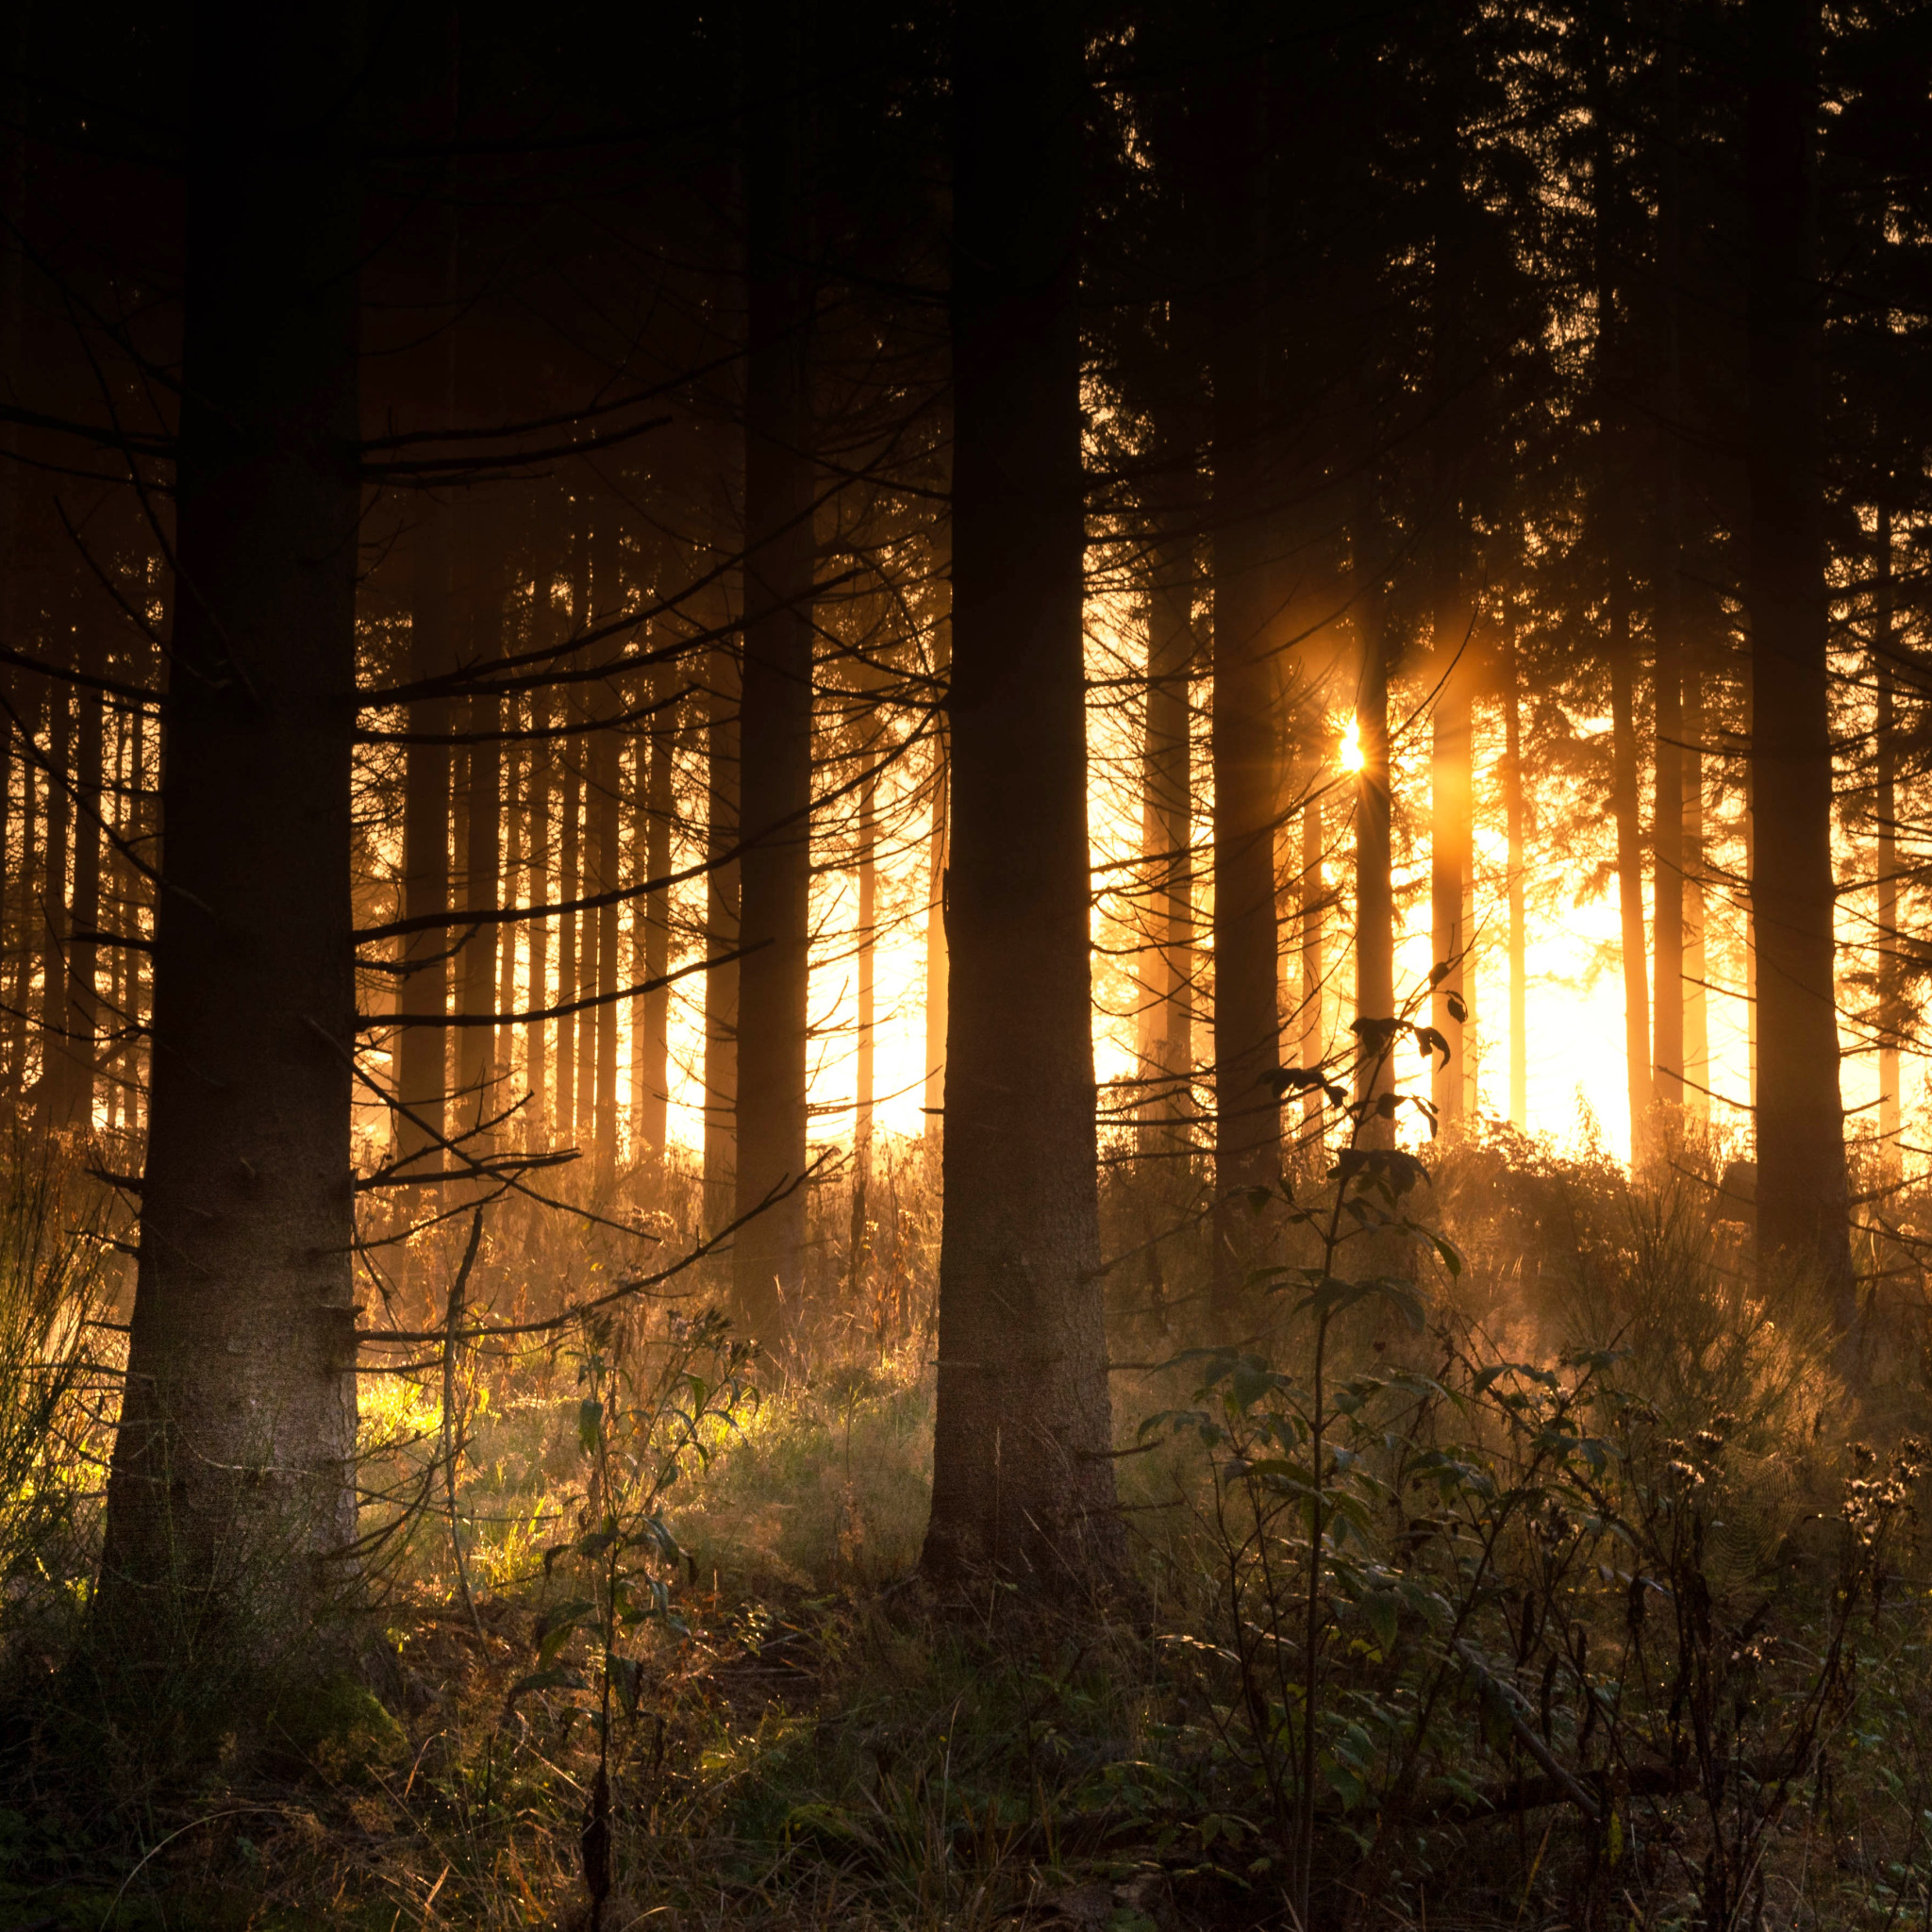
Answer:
[558,536,586,1146]
[921,0,1123,1590]
[703,638,741,1224]
[1208,16,1280,1316]
[1683,655,1709,1117]
[635,663,674,1158]
[923,700,948,1136]
[734,4,816,1342]
[1608,574,1654,1153]
[1504,606,1527,1131]
[1654,2,1688,1117]
[856,758,876,1150]
[1140,542,1193,1149]
[1746,0,1853,1325]
[1299,796,1324,1129]
[590,511,622,1183]
[65,669,103,1132]
[36,675,70,1131]
[497,734,520,1120]
[1428,630,1473,1135]
[1875,503,1900,1166]
[95,0,364,1689]
[525,679,551,1144]
[1354,560,1396,1147]
[459,681,501,1141]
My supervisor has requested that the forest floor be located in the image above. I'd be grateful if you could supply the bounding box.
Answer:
[6,1124,1932,1931]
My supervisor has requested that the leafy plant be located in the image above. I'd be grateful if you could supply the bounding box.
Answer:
[519,1306,757,1929]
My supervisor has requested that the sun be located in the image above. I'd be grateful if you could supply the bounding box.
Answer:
[1339,714,1365,774]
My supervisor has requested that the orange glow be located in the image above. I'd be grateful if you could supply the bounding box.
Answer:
[1339,714,1365,774]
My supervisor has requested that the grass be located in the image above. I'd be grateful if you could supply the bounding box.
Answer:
[4,1122,1932,1931]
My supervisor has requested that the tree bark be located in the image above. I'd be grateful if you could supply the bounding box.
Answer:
[1208,14,1280,1317]
[525,676,551,1145]
[1504,608,1528,1132]
[1141,541,1193,1148]
[922,686,948,1137]
[1875,503,1900,1166]
[591,511,622,1184]
[459,679,501,1141]
[733,3,816,1343]
[704,638,741,1224]
[921,0,1123,1590]
[94,0,365,1691]
[635,661,674,1159]
[1746,0,1853,1325]
[1653,4,1688,1116]
[1354,560,1396,1147]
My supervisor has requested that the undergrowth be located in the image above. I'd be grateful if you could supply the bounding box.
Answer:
[2,1118,1931,1932]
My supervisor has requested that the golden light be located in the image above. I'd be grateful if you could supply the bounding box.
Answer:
[1339,713,1365,774]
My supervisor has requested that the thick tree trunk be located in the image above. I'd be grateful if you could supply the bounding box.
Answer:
[703,639,741,1225]
[733,7,816,1343]
[94,0,364,1692]
[1208,21,1280,1317]
[921,0,1123,1590]
[1746,0,1853,1325]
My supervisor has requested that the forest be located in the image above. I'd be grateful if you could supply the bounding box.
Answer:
[1,0,1930,1926]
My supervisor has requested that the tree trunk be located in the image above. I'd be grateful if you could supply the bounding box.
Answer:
[703,638,741,1225]
[1653,3,1687,1117]
[1608,573,1654,1154]
[459,679,501,1141]
[1141,542,1193,1148]
[591,513,622,1185]
[921,0,1123,1590]
[923,693,948,1137]
[1298,796,1324,1131]
[733,4,816,1344]
[1428,626,1473,1135]
[856,757,877,1151]
[1746,0,1853,1326]
[94,0,364,1694]
[496,734,520,1120]
[1208,19,1280,1318]
[64,668,104,1132]
[558,539,586,1146]
[525,679,551,1145]
[635,662,674,1158]
[1683,655,1708,1118]
[1354,563,1396,1147]
[1875,503,1900,1166]
[35,675,70,1130]
[1504,605,1527,1131]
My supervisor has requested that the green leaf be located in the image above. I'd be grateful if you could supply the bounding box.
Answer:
[578,1398,604,1454]
[508,1665,585,1705]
